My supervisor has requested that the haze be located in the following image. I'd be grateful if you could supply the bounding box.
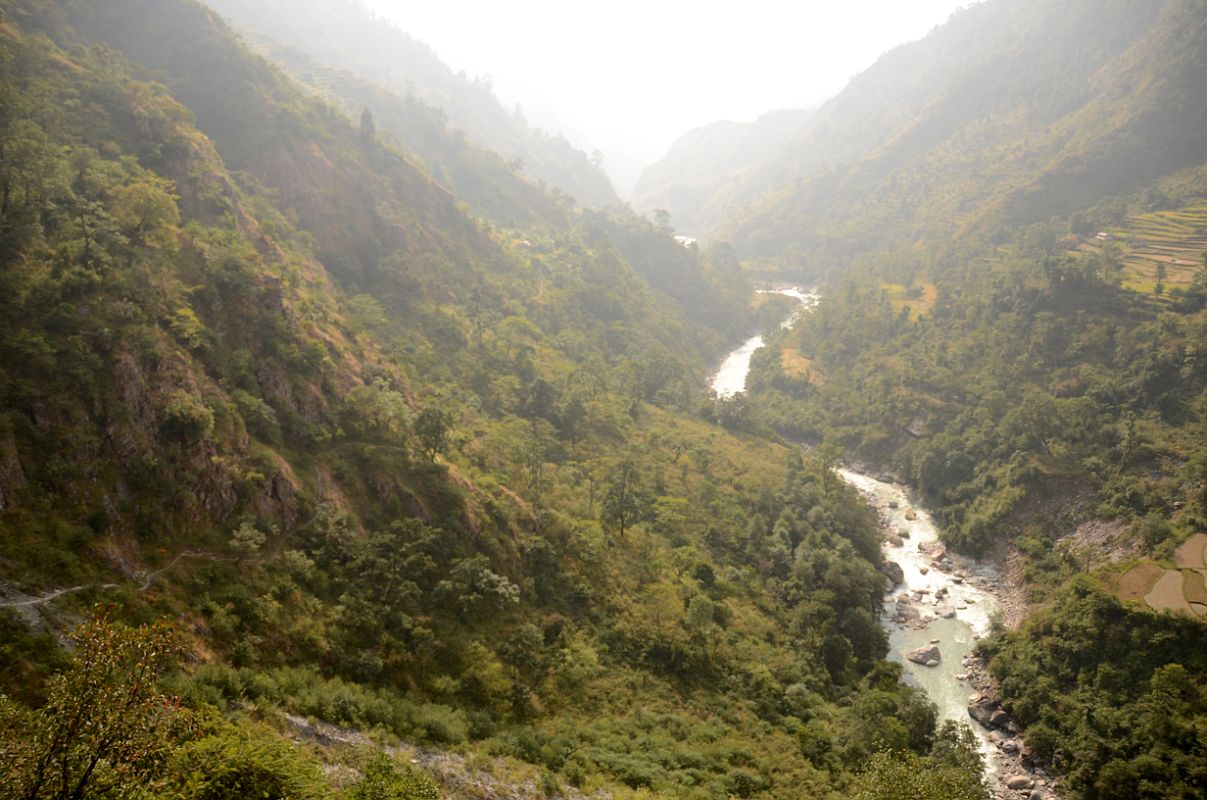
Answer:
[359,0,976,194]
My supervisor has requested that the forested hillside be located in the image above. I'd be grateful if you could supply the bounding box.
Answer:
[203,0,621,209]
[717,0,1207,269]
[726,0,1207,795]
[0,1,988,798]
[630,109,813,237]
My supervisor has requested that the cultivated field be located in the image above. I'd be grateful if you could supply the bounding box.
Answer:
[1110,532,1207,617]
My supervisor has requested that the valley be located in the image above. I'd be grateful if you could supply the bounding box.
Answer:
[1,0,1205,799]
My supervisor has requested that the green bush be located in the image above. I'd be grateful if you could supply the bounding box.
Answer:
[164,725,329,800]
[344,754,440,800]
[161,389,215,440]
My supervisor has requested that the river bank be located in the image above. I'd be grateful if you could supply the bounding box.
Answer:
[708,287,1058,797]
[839,468,1061,799]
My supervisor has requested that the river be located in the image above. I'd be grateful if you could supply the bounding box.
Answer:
[710,287,821,398]
[838,469,1005,775]
[708,287,1025,789]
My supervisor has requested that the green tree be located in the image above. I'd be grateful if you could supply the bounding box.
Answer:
[359,108,378,151]
[109,176,180,251]
[414,406,453,461]
[599,459,652,538]
[0,611,188,800]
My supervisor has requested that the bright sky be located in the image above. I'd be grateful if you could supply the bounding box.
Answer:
[360,0,975,194]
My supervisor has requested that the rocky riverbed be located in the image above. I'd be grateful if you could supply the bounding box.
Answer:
[838,468,1063,799]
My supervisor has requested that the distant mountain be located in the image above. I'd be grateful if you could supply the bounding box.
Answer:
[631,109,814,237]
[714,0,1207,268]
[204,0,621,208]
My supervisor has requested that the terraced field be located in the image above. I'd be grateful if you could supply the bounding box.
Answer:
[1109,533,1207,617]
[1110,203,1207,293]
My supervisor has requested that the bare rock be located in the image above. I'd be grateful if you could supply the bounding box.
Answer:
[881,561,905,586]
[907,644,941,665]
[1006,775,1034,790]
[967,695,999,728]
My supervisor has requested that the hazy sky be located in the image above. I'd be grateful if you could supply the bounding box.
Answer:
[360,0,975,194]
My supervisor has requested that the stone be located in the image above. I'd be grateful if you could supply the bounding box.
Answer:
[956,673,968,681]
[989,708,1011,728]
[1029,791,1047,800]
[952,575,965,584]
[1001,739,1019,753]
[881,561,905,586]
[905,508,918,520]
[888,500,899,509]
[967,695,998,728]
[920,566,929,575]
[942,610,956,619]
[906,644,941,665]
[1020,746,1037,767]
[1006,775,1034,790]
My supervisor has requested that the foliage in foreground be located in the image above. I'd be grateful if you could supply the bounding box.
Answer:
[981,580,1207,800]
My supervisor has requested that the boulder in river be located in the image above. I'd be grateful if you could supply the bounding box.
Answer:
[881,561,905,586]
[894,601,921,622]
[1006,775,1035,790]
[967,694,999,728]
[904,508,918,520]
[906,644,941,665]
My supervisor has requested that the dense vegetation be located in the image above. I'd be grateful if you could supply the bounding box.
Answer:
[630,109,814,238]
[0,1,988,798]
[981,580,1207,799]
[750,221,1207,557]
[202,0,620,209]
[727,2,1207,792]
[719,0,1207,270]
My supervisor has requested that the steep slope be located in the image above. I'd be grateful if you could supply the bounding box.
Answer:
[724,1,1207,795]
[232,35,570,230]
[0,2,986,798]
[202,0,621,208]
[631,109,813,236]
[720,0,1207,268]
